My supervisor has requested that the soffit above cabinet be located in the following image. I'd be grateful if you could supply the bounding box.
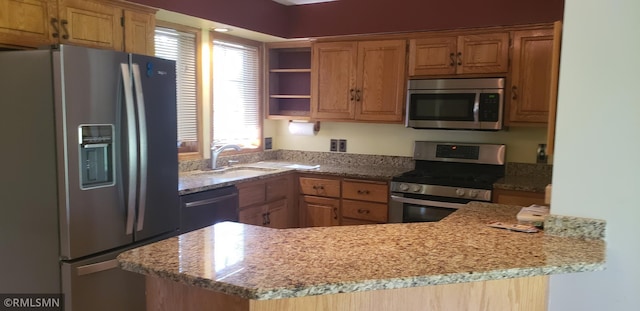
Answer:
[272,0,337,5]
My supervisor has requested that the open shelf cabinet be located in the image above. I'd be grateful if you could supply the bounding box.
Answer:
[265,41,312,120]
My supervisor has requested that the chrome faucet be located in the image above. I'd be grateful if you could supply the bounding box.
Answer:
[210,144,242,170]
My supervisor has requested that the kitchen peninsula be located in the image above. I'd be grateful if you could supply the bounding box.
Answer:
[118,202,605,311]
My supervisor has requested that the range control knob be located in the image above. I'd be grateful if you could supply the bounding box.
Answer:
[469,190,478,198]
[398,183,409,191]
[411,185,422,192]
[455,188,465,197]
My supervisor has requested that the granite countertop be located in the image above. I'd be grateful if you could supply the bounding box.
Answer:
[117,203,606,300]
[493,175,552,193]
[178,161,411,195]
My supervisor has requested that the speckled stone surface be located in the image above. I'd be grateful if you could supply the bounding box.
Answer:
[545,214,606,239]
[118,203,605,300]
[493,162,553,193]
[178,160,412,195]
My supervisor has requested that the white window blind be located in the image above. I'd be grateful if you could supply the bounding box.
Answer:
[212,40,261,149]
[155,27,199,153]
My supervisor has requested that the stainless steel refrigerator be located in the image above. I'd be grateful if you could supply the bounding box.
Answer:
[0,45,179,310]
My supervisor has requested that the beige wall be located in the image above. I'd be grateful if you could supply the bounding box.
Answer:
[265,119,547,163]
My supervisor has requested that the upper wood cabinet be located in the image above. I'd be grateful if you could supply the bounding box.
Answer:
[0,0,57,48]
[409,32,509,76]
[0,0,155,55]
[311,39,406,123]
[507,28,555,125]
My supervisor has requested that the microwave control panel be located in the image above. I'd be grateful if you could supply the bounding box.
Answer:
[479,93,501,121]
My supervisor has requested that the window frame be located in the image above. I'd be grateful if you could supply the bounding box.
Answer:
[155,21,204,160]
[209,31,264,155]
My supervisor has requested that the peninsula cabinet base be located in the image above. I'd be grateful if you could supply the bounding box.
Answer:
[145,275,549,311]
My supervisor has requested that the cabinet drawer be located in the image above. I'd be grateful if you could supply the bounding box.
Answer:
[299,177,341,197]
[342,179,388,203]
[237,182,266,208]
[266,177,288,202]
[342,199,388,223]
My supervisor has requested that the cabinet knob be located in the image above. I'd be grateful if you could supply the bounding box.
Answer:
[357,209,370,214]
[349,89,355,101]
[60,19,69,40]
[355,89,361,102]
[333,207,338,220]
[512,85,518,100]
[356,189,370,195]
[312,184,325,190]
[449,52,455,66]
[457,52,462,66]
[262,213,268,225]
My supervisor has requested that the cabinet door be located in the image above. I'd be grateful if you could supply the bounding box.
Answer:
[57,0,123,51]
[0,0,57,48]
[266,199,288,229]
[237,180,266,208]
[342,199,388,223]
[300,195,339,227]
[356,40,406,122]
[408,36,457,76]
[342,179,388,203]
[299,176,341,197]
[123,8,155,56]
[311,41,357,120]
[239,204,267,227]
[508,29,554,124]
[457,33,509,74]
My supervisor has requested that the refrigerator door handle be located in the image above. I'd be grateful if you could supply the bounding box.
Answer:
[121,63,137,236]
[132,63,148,232]
[76,259,120,276]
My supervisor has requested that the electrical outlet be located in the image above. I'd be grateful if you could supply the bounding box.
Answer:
[264,137,272,150]
[330,139,338,152]
[338,139,347,152]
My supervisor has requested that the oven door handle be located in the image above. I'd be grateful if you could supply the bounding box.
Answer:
[473,92,480,124]
[390,195,463,210]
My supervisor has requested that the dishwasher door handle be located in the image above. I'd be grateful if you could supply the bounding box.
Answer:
[184,192,239,208]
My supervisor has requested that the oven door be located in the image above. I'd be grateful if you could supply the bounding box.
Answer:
[389,193,467,223]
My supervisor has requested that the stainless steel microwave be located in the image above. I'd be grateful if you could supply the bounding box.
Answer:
[406,78,505,130]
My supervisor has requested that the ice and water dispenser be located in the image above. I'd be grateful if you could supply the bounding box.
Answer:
[79,125,115,189]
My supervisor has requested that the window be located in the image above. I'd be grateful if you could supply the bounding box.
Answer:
[154,24,200,155]
[211,36,262,150]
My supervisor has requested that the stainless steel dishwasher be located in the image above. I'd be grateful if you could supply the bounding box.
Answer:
[179,186,239,233]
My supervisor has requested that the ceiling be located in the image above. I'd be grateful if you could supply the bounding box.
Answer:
[271,0,336,5]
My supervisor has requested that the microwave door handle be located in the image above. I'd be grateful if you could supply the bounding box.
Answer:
[473,92,480,124]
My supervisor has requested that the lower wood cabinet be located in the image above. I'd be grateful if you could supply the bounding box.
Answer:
[298,175,342,227]
[493,188,546,207]
[298,175,389,227]
[239,198,288,229]
[237,173,296,229]
[300,195,340,227]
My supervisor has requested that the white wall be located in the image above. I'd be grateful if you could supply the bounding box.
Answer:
[266,119,548,163]
[548,0,640,310]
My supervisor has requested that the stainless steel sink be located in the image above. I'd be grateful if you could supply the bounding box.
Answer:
[186,166,279,180]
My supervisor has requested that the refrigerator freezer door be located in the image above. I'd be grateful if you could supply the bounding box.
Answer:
[61,248,145,311]
[130,54,179,241]
[0,50,61,293]
[55,45,132,260]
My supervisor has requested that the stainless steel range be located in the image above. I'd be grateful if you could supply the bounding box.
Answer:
[389,141,506,222]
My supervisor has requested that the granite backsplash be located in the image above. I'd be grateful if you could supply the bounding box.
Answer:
[179,150,415,172]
